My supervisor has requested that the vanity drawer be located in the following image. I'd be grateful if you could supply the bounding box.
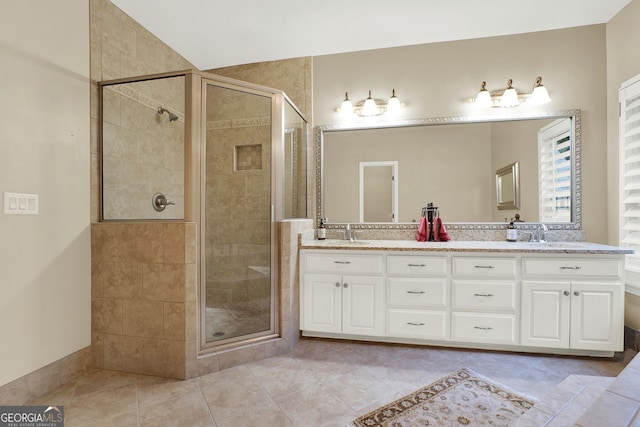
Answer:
[303,253,383,274]
[452,257,517,278]
[522,258,622,279]
[387,308,448,340]
[452,280,516,311]
[451,312,517,345]
[387,278,447,309]
[387,255,447,276]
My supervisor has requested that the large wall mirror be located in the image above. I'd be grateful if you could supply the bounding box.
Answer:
[316,110,581,230]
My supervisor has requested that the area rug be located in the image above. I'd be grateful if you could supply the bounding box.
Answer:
[351,368,535,427]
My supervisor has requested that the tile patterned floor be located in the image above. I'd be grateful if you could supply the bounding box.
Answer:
[27,339,637,427]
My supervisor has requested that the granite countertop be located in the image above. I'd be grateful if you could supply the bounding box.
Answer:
[300,239,634,254]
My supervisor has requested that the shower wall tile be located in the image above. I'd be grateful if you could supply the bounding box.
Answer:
[142,338,185,379]
[104,335,143,374]
[91,261,102,298]
[92,222,196,379]
[163,302,186,341]
[91,334,104,369]
[185,302,196,342]
[92,298,123,335]
[122,299,164,338]
[163,223,186,263]
[142,263,187,302]
[101,262,143,299]
[218,343,266,371]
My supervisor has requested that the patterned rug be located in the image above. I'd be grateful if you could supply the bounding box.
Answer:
[351,368,535,427]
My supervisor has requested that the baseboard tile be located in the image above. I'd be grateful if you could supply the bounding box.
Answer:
[0,346,92,405]
[624,326,640,352]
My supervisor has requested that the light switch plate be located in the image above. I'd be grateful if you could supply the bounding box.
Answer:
[4,192,39,215]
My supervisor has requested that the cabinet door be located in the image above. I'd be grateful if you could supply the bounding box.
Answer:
[302,273,342,333]
[570,282,624,351]
[342,275,383,336]
[521,281,570,348]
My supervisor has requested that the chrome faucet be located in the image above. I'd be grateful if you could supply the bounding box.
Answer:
[530,223,548,242]
[342,224,357,242]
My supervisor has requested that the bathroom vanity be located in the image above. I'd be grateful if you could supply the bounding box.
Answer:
[299,240,633,357]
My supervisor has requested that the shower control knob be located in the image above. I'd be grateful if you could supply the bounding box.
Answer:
[152,192,175,212]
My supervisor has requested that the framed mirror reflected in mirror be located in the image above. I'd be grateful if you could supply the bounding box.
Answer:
[496,162,519,210]
[316,110,581,230]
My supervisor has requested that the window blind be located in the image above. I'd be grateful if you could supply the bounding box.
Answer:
[619,74,640,276]
[538,118,572,223]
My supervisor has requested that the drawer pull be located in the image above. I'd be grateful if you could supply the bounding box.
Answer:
[560,266,582,270]
[474,265,495,269]
[473,326,494,331]
[563,290,570,296]
[407,322,426,326]
[344,283,349,288]
[335,282,341,288]
[407,263,427,267]
[473,293,494,297]
[334,261,352,264]
[574,291,580,296]
[407,291,426,295]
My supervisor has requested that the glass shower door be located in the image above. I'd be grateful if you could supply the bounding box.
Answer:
[201,81,276,347]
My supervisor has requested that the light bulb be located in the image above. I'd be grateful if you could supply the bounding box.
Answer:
[530,76,551,105]
[362,90,377,116]
[500,79,520,107]
[340,92,353,115]
[475,81,492,108]
[387,89,401,114]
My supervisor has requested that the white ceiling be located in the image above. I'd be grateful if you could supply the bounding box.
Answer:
[111,0,631,70]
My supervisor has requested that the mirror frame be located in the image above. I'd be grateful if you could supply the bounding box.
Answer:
[496,161,520,210]
[315,109,581,230]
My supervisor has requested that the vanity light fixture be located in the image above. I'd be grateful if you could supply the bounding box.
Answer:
[530,76,551,105]
[474,76,551,108]
[500,79,520,107]
[475,81,492,108]
[340,92,353,116]
[337,89,402,117]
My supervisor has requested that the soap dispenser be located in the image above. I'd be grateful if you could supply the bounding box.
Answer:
[317,218,327,240]
[506,222,517,242]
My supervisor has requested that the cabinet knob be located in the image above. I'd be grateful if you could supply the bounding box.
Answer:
[335,282,340,288]
[343,283,349,288]
[574,291,580,296]
[563,290,570,296]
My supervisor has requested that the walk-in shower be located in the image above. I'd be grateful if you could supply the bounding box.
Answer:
[99,70,308,354]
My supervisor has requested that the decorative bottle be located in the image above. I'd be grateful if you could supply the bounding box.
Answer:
[506,222,517,242]
[317,218,327,240]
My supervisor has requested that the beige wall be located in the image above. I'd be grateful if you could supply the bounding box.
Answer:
[314,25,607,243]
[323,125,493,223]
[0,0,91,387]
[606,0,640,330]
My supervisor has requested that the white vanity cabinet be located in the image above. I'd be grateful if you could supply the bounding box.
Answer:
[299,243,628,357]
[385,254,449,340]
[450,256,519,345]
[301,252,384,336]
[520,257,624,351]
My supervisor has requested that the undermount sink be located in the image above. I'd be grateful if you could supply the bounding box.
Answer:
[523,241,585,248]
[327,239,370,245]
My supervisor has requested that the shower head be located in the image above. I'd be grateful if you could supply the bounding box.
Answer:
[157,106,179,122]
